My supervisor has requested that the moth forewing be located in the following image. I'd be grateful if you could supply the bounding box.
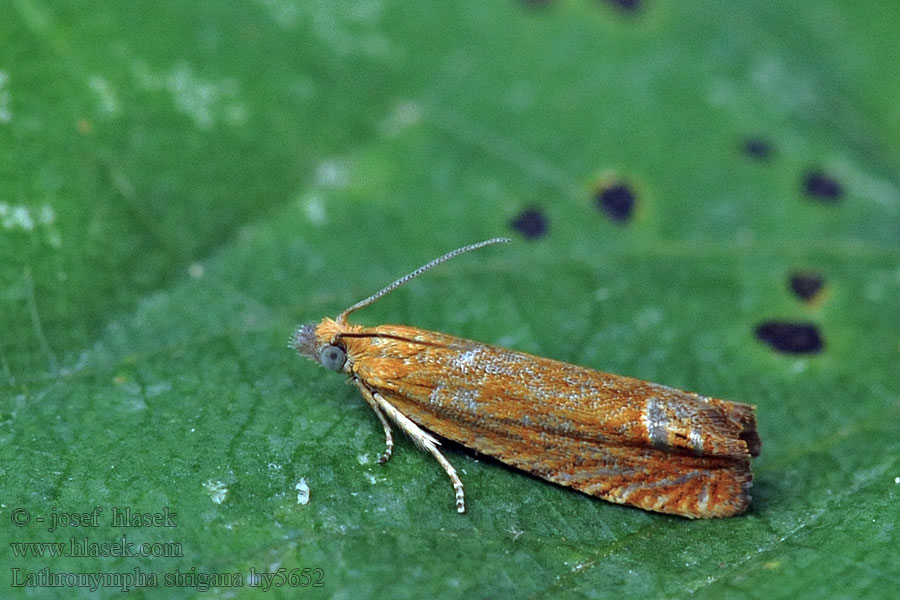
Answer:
[332,324,758,518]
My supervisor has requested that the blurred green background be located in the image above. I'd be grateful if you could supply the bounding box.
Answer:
[2,1,898,598]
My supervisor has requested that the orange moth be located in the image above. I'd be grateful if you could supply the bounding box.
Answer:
[292,238,760,518]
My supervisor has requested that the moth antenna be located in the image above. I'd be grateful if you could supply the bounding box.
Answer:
[336,237,511,325]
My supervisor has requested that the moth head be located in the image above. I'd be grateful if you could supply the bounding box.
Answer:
[291,323,347,372]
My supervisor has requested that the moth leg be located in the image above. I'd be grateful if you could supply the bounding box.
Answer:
[353,379,394,463]
[365,388,466,514]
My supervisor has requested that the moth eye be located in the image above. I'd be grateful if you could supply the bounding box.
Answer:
[318,344,346,371]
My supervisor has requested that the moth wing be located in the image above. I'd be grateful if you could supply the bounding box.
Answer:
[348,326,757,518]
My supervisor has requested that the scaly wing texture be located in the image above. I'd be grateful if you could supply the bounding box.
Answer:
[341,325,759,518]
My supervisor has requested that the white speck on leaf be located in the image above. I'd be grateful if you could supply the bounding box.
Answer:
[315,159,349,187]
[380,100,421,136]
[203,480,228,504]
[0,71,11,123]
[88,75,119,115]
[301,193,326,225]
[296,478,310,505]
[132,60,245,129]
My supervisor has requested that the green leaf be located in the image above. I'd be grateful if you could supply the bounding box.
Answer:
[2,1,899,599]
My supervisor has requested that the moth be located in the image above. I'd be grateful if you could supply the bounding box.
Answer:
[292,238,761,518]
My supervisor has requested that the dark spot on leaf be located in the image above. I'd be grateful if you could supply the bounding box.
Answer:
[755,321,824,354]
[788,271,825,302]
[742,137,773,160]
[594,183,636,224]
[509,208,548,239]
[803,170,843,203]
[602,0,641,12]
